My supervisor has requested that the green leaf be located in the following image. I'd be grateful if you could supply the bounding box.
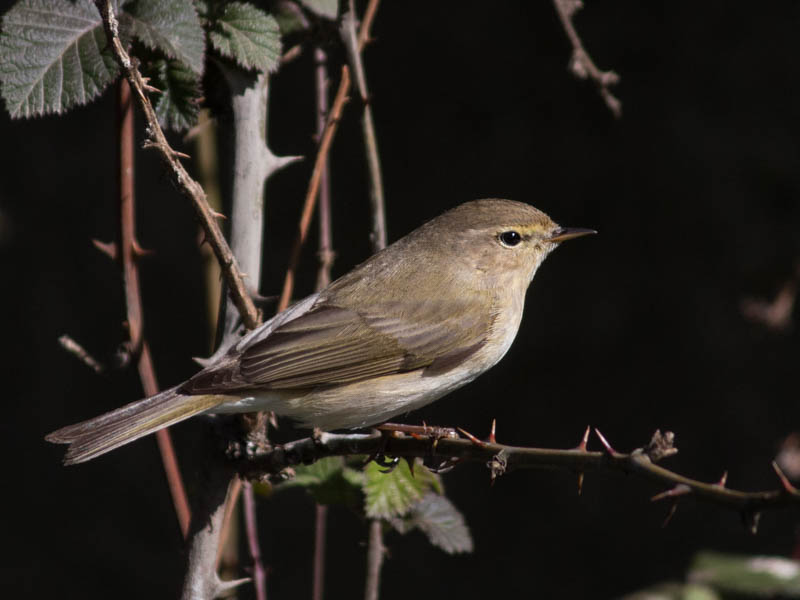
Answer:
[209,2,281,73]
[0,0,120,118]
[364,460,430,520]
[146,58,200,131]
[122,0,205,75]
[619,582,720,600]
[281,457,364,506]
[689,551,800,597]
[391,493,473,555]
[299,0,338,19]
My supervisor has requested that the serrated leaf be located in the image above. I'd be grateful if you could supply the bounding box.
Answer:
[272,1,309,35]
[299,0,338,19]
[281,457,364,506]
[146,58,200,131]
[392,493,473,555]
[123,0,204,75]
[0,0,120,118]
[364,460,429,520]
[209,2,280,73]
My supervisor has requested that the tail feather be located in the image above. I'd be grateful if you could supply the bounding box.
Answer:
[46,387,229,465]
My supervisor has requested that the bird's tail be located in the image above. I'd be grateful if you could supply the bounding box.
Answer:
[45,387,228,465]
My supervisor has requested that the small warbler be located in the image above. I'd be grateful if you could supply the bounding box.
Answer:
[47,199,594,464]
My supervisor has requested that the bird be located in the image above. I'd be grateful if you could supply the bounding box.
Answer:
[46,199,594,464]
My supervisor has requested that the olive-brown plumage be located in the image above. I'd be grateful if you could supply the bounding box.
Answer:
[47,199,594,464]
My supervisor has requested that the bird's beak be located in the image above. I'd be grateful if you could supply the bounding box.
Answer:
[548,227,597,243]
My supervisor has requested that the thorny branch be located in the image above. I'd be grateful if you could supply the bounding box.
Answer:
[94,0,260,330]
[239,427,800,532]
[277,0,382,311]
[552,0,621,117]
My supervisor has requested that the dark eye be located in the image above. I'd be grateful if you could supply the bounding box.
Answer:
[499,231,522,247]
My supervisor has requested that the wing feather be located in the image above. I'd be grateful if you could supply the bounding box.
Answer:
[184,298,492,393]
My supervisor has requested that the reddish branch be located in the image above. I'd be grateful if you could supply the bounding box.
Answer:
[552,0,621,118]
[115,79,191,537]
[94,0,259,330]
[277,0,382,311]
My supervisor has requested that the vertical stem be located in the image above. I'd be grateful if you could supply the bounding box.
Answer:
[243,482,267,600]
[315,46,334,290]
[363,519,385,600]
[193,109,224,349]
[341,0,387,253]
[117,78,191,538]
[312,504,328,600]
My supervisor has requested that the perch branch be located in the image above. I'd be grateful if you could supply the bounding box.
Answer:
[240,427,800,531]
[94,0,259,330]
[552,0,621,118]
[277,0,381,311]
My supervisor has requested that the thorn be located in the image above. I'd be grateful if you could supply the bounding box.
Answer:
[661,502,678,528]
[576,425,591,452]
[172,149,191,160]
[594,428,620,457]
[211,210,227,220]
[577,472,585,495]
[651,484,691,503]
[132,240,154,258]
[92,239,118,260]
[773,461,799,494]
[214,575,251,595]
[274,154,304,171]
[488,419,497,444]
[457,427,487,448]
[741,510,761,535]
[139,76,162,94]
[715,471,728,488]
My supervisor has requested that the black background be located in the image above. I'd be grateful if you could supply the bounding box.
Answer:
[2,1,799,598]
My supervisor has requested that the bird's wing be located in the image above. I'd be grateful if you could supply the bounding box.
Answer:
[184,300,492,393]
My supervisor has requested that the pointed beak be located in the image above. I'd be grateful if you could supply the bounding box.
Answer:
[548,227,597,243]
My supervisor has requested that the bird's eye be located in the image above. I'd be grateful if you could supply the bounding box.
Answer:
[499,231,522,247]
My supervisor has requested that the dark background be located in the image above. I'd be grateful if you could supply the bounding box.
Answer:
[2,1,799,598]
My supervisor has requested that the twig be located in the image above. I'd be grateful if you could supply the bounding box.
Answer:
[341,0,387,253]
[363,519,385,600]
[277,0,382,311]
[243,481,267,600]
[312,46,334,600]
[94,0,259,330]
[315,46,335,291]
[240,428,800,529]
[117,78,191,538]
[551,0,621,118]
[58,334,104,373]
[313,503,328,600]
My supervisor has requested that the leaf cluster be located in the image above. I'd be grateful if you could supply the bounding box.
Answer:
[0,0,290,129]
[277,456,474,555]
